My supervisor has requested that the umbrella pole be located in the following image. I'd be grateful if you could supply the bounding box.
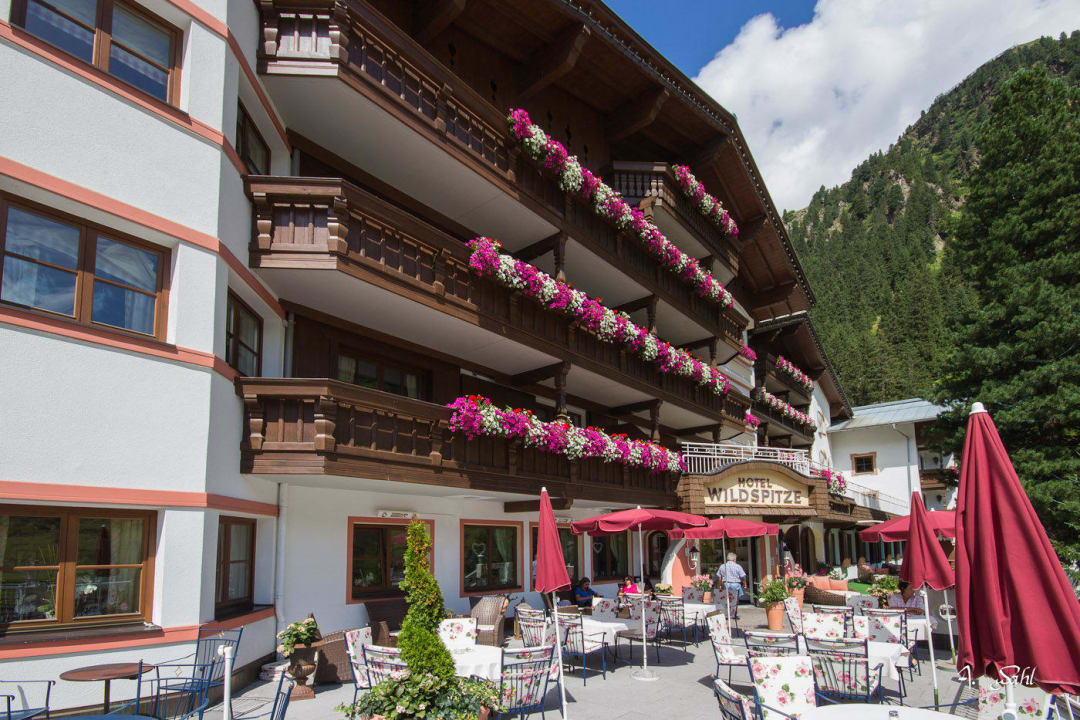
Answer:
[551,592,567,718]
[943,587,956,663]
[921,587,940,709]
[632,525,657,681]
[722,535,732,626]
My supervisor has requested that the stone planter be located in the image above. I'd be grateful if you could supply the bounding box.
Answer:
[765,601,786,631]
[286,644,318,700]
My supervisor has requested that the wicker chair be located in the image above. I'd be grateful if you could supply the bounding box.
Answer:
[471,595,509,646]
[804,583,848,607]
[314,628,365,684]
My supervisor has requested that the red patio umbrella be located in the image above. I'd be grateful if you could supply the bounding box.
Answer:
[900,492,955,708]
[859,510,957,542]
[668,517,779,624]
[955,403,1080,699]
[572,507,705,681]
[534,488,570,717]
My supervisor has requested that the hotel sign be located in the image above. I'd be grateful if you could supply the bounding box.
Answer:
[704,469,810,508]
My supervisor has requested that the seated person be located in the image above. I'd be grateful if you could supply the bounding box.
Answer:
[857,556,874,582]
[620,575,640,595]
[888,581,926,615]
[573,577,601,608]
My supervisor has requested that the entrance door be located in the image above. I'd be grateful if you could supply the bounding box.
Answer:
[646,531,668,578]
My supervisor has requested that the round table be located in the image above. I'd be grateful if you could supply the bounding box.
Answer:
[60,663,154,713]
[451,645,503,681]
[578,617,632,645]
[798,703,955,720]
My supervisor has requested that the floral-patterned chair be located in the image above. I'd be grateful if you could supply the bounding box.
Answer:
[438,617,478,650]
[851,616,870,640]
[659,597,699,647]
[498,645,555,719]
[846,594,877,613]
[715,588,742,625]
[864,609,910,700]
[615,599,663,664]
[683,586,706,603]
[977,677,1055,720]
[784,597,803,634]
[519,616,548,648]
[361,644,407,685]
[745,631,801,658]
[748,655,817,720]
[810,647,883,704]
[801,612,846,641]
[343,627,373,704]
[707,612,747,683]
[561,614,607,685]
[810,605,854,635]
[591,597,619,620]
[715,677,755,720]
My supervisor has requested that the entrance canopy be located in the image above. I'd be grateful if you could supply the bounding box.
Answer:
[668,517,778,540]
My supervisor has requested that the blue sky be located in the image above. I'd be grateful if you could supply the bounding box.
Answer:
[604,0,1079,211]
[607,0,815,77]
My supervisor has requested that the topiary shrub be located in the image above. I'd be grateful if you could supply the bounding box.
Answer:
[397,520,455,680]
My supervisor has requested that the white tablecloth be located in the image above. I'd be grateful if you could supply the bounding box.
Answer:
[866,640,907,680]
[683,602,719,620]
[799,704,954,720]
[578,617,632,645]
[451,645,503,681]
[907,615,938,639]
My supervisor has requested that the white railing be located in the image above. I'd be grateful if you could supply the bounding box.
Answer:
[680,442,811,476]
[843,479,910,515]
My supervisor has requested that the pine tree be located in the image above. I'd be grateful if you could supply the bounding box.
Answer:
[397,520,456,679]
[936,67,1080,570]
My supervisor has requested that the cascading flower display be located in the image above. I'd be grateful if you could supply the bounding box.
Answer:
[671,164,739,239]
[446,395,684,474]
[776,355,813,394]
[507,108,734,308]
[820,468,847,495]
[469,237,732,397]
[739,344,757,362]
[751,387,816,431]
[744,410,761,430]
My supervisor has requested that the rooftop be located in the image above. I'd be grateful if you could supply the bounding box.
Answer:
[830,397,946,432]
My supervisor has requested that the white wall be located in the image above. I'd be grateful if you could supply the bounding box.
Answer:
[829,423,919,509]
[809,384,834,466]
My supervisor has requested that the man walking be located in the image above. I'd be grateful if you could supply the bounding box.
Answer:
[717,552,747,618]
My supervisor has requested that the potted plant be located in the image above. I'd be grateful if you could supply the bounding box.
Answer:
[757,578,790,630]
[869,575,900,608]
[688,573,713,602]
[653,583,673,596]
[338,521,502,720]
[278,616,321,699]
[784,562,808,609]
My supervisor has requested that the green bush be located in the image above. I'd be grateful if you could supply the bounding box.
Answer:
[869,575,900,608]
[757,578,790,604]
[397,521,455,680]
[340,673,501,720]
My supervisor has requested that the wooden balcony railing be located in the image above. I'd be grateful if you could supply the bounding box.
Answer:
[259,0,564,220]
[246,175,750,429]
[609,162,741,275]
[236,378,677,504]
[755,353,813,403]
[750,395,815,443]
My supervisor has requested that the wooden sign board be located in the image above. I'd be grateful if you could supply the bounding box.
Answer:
[704,469,811,508]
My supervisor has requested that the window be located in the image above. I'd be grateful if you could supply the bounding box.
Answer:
[0,199,168,338]
[215,517,254,619]
[590,533,628,581]
[336,349,431,401]
[350,524,408,598]
[226,292,262,376]
[530,526,579,583]
[0,506,154,628]
[15,0,179,103]
[463,524,519,592]
[236,103,270,175]
[852,453,877,475]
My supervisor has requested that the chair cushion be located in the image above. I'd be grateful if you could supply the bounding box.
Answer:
[828,579,849,591]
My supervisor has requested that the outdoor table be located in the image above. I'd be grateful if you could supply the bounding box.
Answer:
[865,640,907,680]
[450,645,502,681]
[684,601,719,618]
[59,663,154,713]
[906,614,938,641]
[579,616,633,645]
[797,703,955,720]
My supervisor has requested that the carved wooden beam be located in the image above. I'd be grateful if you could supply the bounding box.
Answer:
[516,23,591,101]
[685,133,731,169]
[414,0,467,45]
[610,398,662,416]
[606,87,669,144]
[613,294,656,315]
[504,497,573,513]
[675,423,724,436]
[512,232,565,262]
[733,214,768,251]
[510,360,570,387]
[744,282,798,310]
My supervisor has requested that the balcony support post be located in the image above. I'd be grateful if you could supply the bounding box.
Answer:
[649,402,662,443]
[243,394,265,450]
[313,396,337,452]
[554,362,570,422]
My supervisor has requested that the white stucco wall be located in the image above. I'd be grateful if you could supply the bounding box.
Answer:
[829,423,919,510]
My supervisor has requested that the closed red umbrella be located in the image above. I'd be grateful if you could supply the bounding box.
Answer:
[901,492,956,708]
[572,506,705,680]
[669,517,779,624]
[534,488,570,716]
[859,510,957,542]
[955,403,1080,697]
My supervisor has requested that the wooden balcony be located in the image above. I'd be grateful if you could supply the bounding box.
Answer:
[608,162,741,280]
[236,378,678,505]
[755,353,813,405]
[245,175,751,431]
[750,396,815,445]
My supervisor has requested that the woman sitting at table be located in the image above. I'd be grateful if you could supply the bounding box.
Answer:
[620,576,640,595]
[573,577,601,608]
[888,581,926,615]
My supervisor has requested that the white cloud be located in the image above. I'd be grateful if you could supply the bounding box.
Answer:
[693,0,1079,211]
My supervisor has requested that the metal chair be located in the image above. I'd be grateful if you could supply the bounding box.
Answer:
[706,612,746,684]
[499,646,555,719]
[810,651,884,705]
[361,645,408,685]
[518,616,549,648]
[744,631,800,657]
[268,673,294,720]
[129,661,215,720]
[805,637,869,657]
[746,655,818,720]
[194,627,243,690]
[658,597,698,647]
[809,605,853,635]
[560,614,607,685]
[615,599,662,665]
[343,627,373,705]
[714,677,754,720]
[0,680,54,720]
